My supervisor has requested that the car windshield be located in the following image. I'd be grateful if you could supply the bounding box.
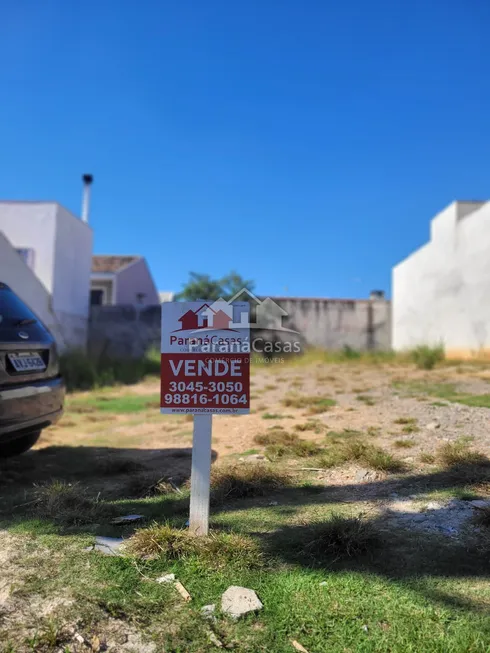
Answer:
[0,285,38,327]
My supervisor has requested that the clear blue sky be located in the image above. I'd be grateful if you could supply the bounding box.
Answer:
[1,1,489,299]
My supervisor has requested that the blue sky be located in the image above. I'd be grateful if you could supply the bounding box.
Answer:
[1,1,489,299]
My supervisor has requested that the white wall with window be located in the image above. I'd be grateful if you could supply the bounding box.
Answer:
[0,201,93,350]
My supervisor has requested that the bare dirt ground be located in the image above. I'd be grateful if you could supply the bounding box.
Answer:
[41,360,490,468]
[1,359,490,651]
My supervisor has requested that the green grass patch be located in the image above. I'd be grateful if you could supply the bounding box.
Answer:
[294,420,326,434]
[60,347,161,391]
[282,395,336,414]
[356,395,376,406]
[6,463,490,652]
[317,440,405,472]
[393,380,490,408]
[409,345,445,370]
[402,423,420,434]
[394,440,415,449]
[261,412,291,420]
[127,523,264,569]
[68,393,160,414]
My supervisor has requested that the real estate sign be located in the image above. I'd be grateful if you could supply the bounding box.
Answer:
[160,300,250,414]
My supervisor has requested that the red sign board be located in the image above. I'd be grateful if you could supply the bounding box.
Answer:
[160,301,250,415]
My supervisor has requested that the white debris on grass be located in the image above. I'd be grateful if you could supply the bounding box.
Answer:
[155,573,176,584]
[221,586,263,619]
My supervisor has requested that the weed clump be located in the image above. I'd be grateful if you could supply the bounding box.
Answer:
[125,473,180,498]
[285,514,380,561]
[210,464,292,502]
[438,440,489,467]
[254,429,322,459]
[294,421,325,433]
[127,524,264,569]
[394,440,415,449]
[33,481,111,525]
[282,395,336,414]
[394,417,417,426]
[254,429,297,446]
[410,345,445,370]
[356,395,376,406]
[317,440,405,472]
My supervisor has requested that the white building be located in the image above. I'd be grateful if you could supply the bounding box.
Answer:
[392,200,490,357]
[0,200,93,350]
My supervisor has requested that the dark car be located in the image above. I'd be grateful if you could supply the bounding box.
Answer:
[0,283,64,456]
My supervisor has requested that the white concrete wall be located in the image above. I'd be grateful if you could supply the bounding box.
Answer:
[393,201,490,357]
[52,205,93,348]
[0,232,64,345]
[0,202,57,293]
[0,202,93,350]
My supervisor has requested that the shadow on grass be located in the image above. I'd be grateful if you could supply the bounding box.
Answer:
[2,447,490,614]
[0,445,219,526]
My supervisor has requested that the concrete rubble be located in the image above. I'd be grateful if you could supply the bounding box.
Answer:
[221,586,263,619]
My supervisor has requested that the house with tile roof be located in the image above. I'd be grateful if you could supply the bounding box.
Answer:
[90,255,159,306]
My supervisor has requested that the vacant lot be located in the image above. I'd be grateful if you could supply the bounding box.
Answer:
[2,357,490,652]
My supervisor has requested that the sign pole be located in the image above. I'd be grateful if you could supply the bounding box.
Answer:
[161,300,250,538]
[189,414,213,536]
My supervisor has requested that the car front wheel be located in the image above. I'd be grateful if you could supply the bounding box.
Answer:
[0,430,42,457]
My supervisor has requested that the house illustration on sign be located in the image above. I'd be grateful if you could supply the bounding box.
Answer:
[227,288,290,331]
[175,302,234,332]
[174,290,297,333]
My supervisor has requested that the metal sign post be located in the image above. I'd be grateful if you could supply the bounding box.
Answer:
[160,300,250,536]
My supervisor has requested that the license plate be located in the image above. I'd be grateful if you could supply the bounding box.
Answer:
[8,352,46,373]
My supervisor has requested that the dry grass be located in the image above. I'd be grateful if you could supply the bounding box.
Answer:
[210,463,292,502]
[254,428,297,446]
[318,440,405,472]
[356,395,376,406]
[33,481,110,525]
[438,440,489,467]
[394,440,415,449]
[294,420,326,433]
[261,412,290,420]
[291,515,380,561]
[254,428,322,459]
[266,440,322,460]
[420,453,436,464]
[344,441,405,472]
[282,395,336,414]
[127,524,264,569]
[124,473,179,498]
[393,417,418,425]
[402,424,420,434]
